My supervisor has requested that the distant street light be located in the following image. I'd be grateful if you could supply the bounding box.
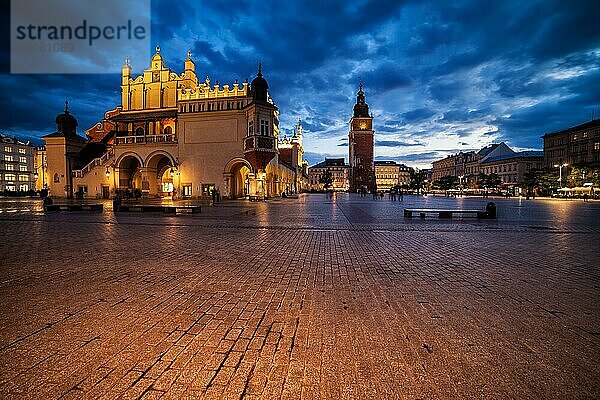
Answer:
[554,163,568,187]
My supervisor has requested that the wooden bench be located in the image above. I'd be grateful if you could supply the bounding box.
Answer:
[44,204,103,212]
[115,204,201,214]
[403,208,490,219]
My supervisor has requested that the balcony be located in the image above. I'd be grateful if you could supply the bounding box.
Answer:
[115,133,177,145]
[243,135,276,170]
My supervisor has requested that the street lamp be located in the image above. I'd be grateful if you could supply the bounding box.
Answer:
[554,163,568,187]
[105,166,110,177]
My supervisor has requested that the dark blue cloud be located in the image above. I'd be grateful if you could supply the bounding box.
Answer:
[376,140,423,147]
[0,0,598,169]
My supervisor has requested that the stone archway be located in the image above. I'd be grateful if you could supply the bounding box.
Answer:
[145,151,177,197]
[117,154,143,196]
[224,158,254,199]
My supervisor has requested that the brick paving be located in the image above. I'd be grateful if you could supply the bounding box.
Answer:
[0,194,599,399]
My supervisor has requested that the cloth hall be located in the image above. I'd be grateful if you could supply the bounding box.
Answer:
[43,47,308,199]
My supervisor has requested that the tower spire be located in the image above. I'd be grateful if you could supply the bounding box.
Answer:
[65,98,69,113]
[258,62,262,77]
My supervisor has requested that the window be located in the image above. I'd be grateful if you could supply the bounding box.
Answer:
[5,164,14,171]
[5,155,13,162]
[260,120,269,135]
[19,156,26,163]
[248,121,254,136]
[135,127,144,136]
[5,173,16,181]
[583,131,588,139]
[18,174,28,181]
[182,184,192,197]
[19,184,28,191]
[19,148,26,154]
[19,165,27,171]
[4,146,12,153]
[594,142,600,151]
[163,126,173,135]
[53,173,60,183]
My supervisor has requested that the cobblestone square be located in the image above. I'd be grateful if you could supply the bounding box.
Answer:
[0,194,599,399]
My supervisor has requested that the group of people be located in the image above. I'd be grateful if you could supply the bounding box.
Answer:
[371,188,404,201]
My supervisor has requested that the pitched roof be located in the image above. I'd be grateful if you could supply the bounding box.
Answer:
[310,158,348,168]
[542,119,600,137]
[482,150,543,163]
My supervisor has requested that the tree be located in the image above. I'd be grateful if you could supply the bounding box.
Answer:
[522,168,559,196]
[318,170,334,191]
[477,172,488,189]
[487,173,502,188]
[436,175,459,190]
[409,169,427,194]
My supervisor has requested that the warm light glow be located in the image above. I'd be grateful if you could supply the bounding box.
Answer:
[105,167,110,177]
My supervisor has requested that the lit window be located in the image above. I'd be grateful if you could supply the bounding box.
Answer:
[5,173,16,181]
[19,165,27,171]
[19,156,26,163]
[594,142,600,151]
[5,155,13,162]
[182,185,192,196]
[18,148,26,154]
[6,164,14,171]
[4,147,12,153]
[19,184,28,191]
[18,174,28,181]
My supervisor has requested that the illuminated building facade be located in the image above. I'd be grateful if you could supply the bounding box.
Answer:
[374,160,412,190]
[1,134,36,193]
[348,83,376,192]
[542,119,600,169]
[43,48,306,199]
[308,158,350,191]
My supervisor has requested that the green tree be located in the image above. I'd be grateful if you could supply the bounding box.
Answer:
[409,169,427,194]
[318,170,334,191]
[487,173,502,188]
[436,175,459,190]
[477,172,488,189]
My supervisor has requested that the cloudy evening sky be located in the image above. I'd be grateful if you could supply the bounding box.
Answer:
[1,0,599,168]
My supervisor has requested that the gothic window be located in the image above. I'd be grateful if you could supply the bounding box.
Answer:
[164,126,173,135]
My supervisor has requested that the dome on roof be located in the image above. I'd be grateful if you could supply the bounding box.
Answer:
[251,63,269,103]
[55,100,78,136]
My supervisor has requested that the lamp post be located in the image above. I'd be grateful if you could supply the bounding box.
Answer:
[554,163,568,187]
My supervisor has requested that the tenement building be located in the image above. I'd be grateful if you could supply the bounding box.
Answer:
[308,158,349,191]
[542,119,600,169]
[43,48,307,199]
[480,151,544,194]
[374,160,412,190]
[432,142,514,183]
[348,82,376,192]
[1,134,36,193]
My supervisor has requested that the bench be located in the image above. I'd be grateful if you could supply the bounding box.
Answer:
[404,202,496,219]
[404,209,488,219]
[44,203,103,212]
[114,204,201,214]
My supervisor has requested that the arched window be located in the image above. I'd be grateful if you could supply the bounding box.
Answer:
[53,173,59,183]
[135,127,144,136]
[164,126,173,135]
